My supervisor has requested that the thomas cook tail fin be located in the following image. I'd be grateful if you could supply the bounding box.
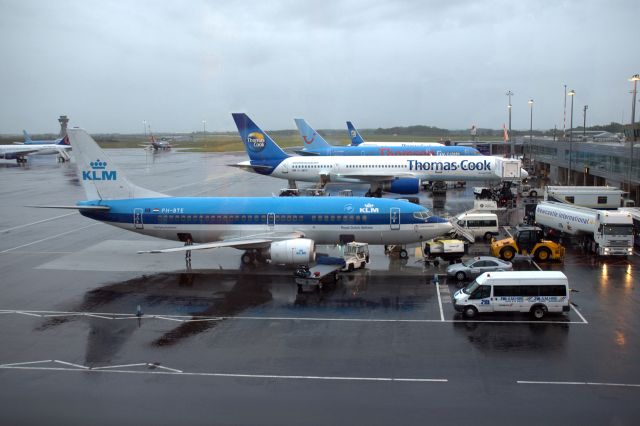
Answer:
[232,113,289,163]
[294,118,332,150]
[346,121,365,146]
[67,128,167,200]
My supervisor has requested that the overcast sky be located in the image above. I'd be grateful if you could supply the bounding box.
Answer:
[0,0,638,134]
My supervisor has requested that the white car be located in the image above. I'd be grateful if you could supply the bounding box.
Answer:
[446,256,513,281]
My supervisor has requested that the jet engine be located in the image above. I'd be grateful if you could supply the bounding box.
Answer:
[383,178,421,195]
[267,238,316,265]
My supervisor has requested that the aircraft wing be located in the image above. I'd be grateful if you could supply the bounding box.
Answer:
[0,147,43,156]
[228,162,274,172]
[26,205,111,210]
[138,231,305,254]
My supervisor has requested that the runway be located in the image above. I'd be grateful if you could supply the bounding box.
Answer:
[1,150,639,425]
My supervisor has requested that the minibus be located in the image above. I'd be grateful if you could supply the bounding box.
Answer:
[455,212,499,241]
[453,271,570,319]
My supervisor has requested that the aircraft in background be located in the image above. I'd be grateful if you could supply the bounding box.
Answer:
[31,128,451,266]
[20,130,68,146]
[347,121,446,147]
[1,137,71,163]
[295,119,480,156]
[140,133,172,151]
[232,113,526,197]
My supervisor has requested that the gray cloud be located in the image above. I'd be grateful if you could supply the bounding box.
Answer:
[0,0,638,134]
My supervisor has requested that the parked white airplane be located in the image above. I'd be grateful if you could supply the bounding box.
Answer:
[0,137,71,163]
[232,114,527,196]
[347,121,444,147]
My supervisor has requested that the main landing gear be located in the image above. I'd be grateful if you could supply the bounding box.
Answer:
[241,249,268,265]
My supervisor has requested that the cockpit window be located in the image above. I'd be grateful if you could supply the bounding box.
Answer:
[413,211,432,220]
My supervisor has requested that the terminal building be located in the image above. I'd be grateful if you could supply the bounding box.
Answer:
[459,125,640,205]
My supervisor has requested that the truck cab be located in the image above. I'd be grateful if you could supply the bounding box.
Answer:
[343,242,370,270]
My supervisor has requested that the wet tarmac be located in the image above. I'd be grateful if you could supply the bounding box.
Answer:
[1,150,639,425]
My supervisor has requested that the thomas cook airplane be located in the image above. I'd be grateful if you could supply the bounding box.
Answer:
[232,113,527,197]
[295,119,480,157]
[32,128,453,265]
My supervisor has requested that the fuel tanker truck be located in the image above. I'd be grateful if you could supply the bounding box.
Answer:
[535,201,633,256]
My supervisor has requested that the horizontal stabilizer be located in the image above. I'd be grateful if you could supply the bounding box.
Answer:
[26,205,111,210]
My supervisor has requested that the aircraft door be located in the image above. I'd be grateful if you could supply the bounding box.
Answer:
[133,208,144,229]
[390,207,401,230]
[267,212,275,230]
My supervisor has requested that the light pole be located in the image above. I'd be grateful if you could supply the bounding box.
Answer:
[143,120,147,137]
[583,105,588,138]
[629,74,640,194]
[562,84,567,139]
[528,99,534,164]
[202,120,206,135]
[568,89,575,185]
[506,90,513,157]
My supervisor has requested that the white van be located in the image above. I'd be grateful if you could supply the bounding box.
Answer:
[455,212,499,240]
[453,271,570,319]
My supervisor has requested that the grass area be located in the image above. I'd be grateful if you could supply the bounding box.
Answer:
[0,130,502,152]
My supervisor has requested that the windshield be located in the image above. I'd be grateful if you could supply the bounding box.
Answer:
[462,259,476,267]
[462,280,480,295]
[413,211,432,221]
[602,225,633,236]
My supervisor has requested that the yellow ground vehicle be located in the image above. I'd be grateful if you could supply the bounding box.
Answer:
[490,226,565,262]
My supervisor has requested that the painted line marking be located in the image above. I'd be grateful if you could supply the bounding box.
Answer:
[0,212,78,234]
[54,360,89,369]
[572,305,589,324]
[0,223,99,253]
[0,362,446,383]
[517,380,640,388]
[435,280,444,322]
[0,309,588,325]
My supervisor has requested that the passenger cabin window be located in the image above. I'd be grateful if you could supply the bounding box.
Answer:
[597,196,607,204]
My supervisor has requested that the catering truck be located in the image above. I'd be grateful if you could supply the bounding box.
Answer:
[535,201,634,256]
[544,186,634,209]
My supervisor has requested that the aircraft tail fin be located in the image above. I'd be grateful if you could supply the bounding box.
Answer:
[67,128,168,200]
[346,121,365,146]
[294,119,332,150]
[231,113,289,162]
[23,130,33,143]
[58,135,70,145]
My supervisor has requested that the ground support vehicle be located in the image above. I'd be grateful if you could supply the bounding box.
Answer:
[453,271,570,319]
[423,238,468,266]
[535,201,633,256]
[294,243,370,290]
[544,186,634,209]
[490,226,565,262]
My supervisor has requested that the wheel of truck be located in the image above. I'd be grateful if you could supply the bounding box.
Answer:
[348,263,354,272]
[359,261,366,269]
[484,232,494,241]
[433,260,440,266]
[463,306,477,318]
[399,249,408,259]
[534,247,551,262]
[455,271,466,281]
[530,190,537,198]
[500,247,516,261]
[531,305,547,319]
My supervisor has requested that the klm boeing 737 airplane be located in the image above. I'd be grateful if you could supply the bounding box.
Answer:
[34,128,452,265]
[347,121,445,147]
[294,119,480,157]
[232,113,526,197]
[1,136,71,163]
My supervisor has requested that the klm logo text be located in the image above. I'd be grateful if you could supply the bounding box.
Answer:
[82,170,117,181]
